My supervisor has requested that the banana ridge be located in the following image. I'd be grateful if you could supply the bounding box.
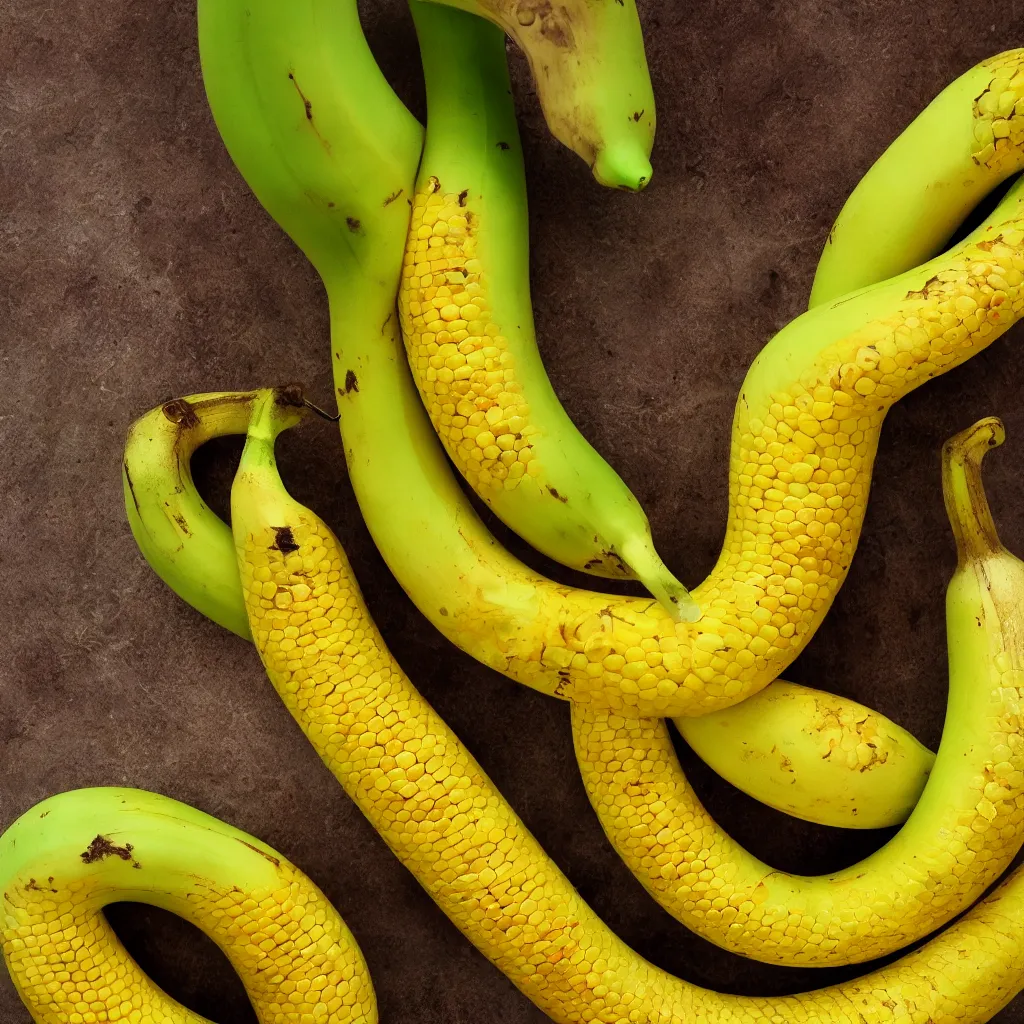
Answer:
[231,395,1024,1023]
[0,788,374,1024]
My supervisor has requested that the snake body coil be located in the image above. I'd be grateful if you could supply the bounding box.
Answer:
[226,392,1024,1022]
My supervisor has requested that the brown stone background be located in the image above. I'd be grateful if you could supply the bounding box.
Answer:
[3,0,1024,1020]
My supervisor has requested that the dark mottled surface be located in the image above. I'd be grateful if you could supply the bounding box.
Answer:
[3,0,1024,1020]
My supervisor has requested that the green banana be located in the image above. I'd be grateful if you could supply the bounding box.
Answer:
[123,389,260,639]
[576,417,1024,966]
[121,387,936,830]
[423,0,655,190]
[811,50,1024,307]
[400,2,692,617]
[0,788,375,1024]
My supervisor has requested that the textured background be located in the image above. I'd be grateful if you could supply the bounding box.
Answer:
[4,0,1024,1020]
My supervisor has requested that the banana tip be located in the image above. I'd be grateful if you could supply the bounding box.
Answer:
[592,148,653,192]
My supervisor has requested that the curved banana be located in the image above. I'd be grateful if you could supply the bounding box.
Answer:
[424,0,655,190]
[0,788,375,1024]
[121,387,935,829]
[123,389,260,640]
[675,679,934,828]
[204,0,1024,718]
[577,418,1024,967]
[230,391,1024,1023]
[399,3,692,617]
[812,50,1024,307]
[294,156,1024,721]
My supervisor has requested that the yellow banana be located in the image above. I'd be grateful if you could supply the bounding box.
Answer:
[576,419,1024,966]
[0,788,375,1024]
[812,50,1024,307]
[399,3,692,616]
[230,390,1024,1023]
[321,167,1024,721]
[675,679,934,828]
[121,387,935,829]
[424,0,655,190]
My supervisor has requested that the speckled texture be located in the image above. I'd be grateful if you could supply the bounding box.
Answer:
[5,0,1024,1021]
[401,180,540,494]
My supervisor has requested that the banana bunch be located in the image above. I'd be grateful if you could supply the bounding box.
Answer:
[9,0,1024,1019]
[22,396,1024,1023]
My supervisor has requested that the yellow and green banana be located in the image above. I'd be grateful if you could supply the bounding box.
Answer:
[227,391,1024,1022]
[433,0,655,190]
[0,788,375,1024]
[399,2,692,615]
[812,50,1024,307]
[120,386,934,830]
[202,0,1024,721]
[129,394,1024,971]
[576,417,1024,966]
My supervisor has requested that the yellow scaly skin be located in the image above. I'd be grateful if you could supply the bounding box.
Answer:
[812,50,1024,307]
[339,172,1024,721]
[232,392,1024,1023]
[121,388,937,829]
[0,788,375,1024]
[424,0,655,190]
[576,419,1024,967]
[399,4,693,617]
[201,0,1024,718]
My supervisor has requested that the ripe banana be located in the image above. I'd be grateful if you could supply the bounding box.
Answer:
[121,387,935,829]
[675,679,934,828]
[230,391,1024,1023]
[0,787,375,1024]
[425,0,655,190]
[577,418,1024,966]
[246,102,1024,722]
[399,2,692,617]
[812,50,1024,307]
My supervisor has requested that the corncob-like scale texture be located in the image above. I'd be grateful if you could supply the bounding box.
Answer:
[399,177,538,494]
[427,219,1024,717]
[1,838,374,1023]
[973,52,1024,170]
[237,487,1024,1022]
[574,664,1024,967]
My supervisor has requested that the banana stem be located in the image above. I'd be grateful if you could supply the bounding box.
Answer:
[941,416,1005,565]
[237,387,307,476]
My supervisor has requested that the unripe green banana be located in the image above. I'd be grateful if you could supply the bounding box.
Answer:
[228,393,1024,1023]
[122,387,934,830]
[400,2,691,617]
[123,389,260,639]
[423,0,655,190]
[577,417,1024,966]
[0,788,375,1024]
[811,50,1024,307]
